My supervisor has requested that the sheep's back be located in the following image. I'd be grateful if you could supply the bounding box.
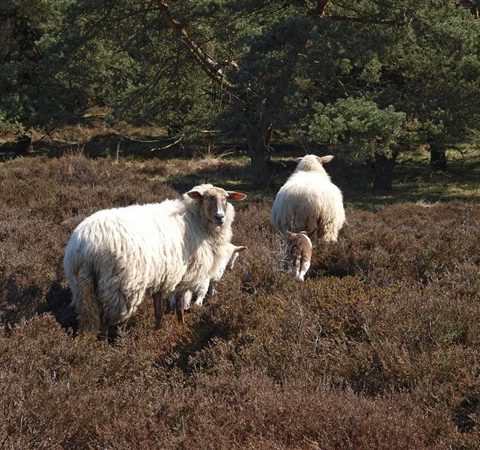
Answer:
[65,201,187,298]
[271,172,344,234]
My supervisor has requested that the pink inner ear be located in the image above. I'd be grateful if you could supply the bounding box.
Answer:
[318,155,334,164]
[227,192,247,201]
[187,191,203,200]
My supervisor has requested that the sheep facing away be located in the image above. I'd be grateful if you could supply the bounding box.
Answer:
[271,155,345,242]
[170,243,247,315]
[283,231,312,282]
[64,184,247,333]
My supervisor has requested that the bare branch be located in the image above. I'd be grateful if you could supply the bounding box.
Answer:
[323,15,406,26]
[82,0,119,42]
[313,0,329,17]
[311,0,407,26]
[153,1,235,89]
[110,131,173,144]
[265,125,273,146]
[150,134,184,151]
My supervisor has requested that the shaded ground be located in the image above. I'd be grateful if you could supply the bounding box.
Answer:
[1,126,478,208]
[1,152,480,448]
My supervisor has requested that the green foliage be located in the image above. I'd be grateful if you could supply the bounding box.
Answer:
[0,0,74,125]
[1,0,480,172]
[309,98,406,157]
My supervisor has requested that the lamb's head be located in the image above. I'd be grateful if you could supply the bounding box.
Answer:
[286,230,312,249]
[187,185,247,226]
[225,244,247,271]
[294,154,334,176]
[211,243,247,284]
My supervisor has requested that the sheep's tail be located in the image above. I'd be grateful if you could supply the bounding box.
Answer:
[76,264,102,333]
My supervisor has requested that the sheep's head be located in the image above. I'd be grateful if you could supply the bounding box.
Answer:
[294,154,334,175]
[187,186,247,226]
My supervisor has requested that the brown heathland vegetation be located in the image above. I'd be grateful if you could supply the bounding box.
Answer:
[1,152,480,448]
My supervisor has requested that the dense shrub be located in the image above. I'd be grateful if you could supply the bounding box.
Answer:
[1,155,480,448]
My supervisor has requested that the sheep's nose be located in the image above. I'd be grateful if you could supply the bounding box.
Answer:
[215,213,225,223]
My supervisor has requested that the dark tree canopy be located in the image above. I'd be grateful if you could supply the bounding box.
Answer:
[1,0,479,186]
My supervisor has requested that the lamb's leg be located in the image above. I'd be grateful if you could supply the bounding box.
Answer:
[183,291,193,310]
[175,294,185,324]
[298,258,311,281]
[193,279,210,309]
[153,293,164,329]
[294,253,303,281]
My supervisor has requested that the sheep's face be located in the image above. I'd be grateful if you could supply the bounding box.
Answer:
[188,187,247,226]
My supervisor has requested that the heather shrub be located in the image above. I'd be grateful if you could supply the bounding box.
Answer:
[310,202,480,286]
[1,154,480,448]
[0,155,177,326]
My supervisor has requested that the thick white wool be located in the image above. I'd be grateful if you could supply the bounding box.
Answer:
[64,184,235,328]
[271,155,345,242]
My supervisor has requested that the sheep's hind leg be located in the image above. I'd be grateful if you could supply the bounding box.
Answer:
[153,293,164,329]
[322,219,339,243]
[100,320,110,339]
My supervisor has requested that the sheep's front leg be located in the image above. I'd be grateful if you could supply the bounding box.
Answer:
[153,293,164,329]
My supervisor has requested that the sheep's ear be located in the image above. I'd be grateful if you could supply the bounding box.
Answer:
[234,245,247,253]
[295,157,303,163]
[187,190,203,201]
[317,155,334,164]
[227,191,247,201]
[286,230,295,237]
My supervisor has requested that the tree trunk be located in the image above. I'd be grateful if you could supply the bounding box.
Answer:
[248,133,271,187]
[430,142,447,170]
[15,134,32,155]
[373,153,396,190]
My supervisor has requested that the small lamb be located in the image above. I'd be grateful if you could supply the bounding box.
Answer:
[171,243,247,313]
[283,231,313,281]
